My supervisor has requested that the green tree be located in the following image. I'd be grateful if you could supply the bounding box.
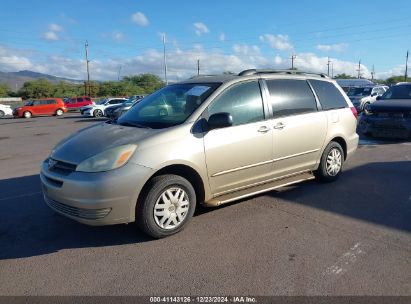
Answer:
[18,78,54,99]
[123,73,165,93]
[334,73,356,79]
[385,75,410,85]
[0,84,10,97]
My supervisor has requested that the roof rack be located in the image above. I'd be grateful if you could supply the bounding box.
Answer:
[238,69,330,79]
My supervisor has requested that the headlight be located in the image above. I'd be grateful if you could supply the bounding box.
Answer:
[76,144,137,172]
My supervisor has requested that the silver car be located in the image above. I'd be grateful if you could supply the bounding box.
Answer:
[41,69,359,238]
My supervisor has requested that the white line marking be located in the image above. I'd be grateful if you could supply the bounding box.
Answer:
[324,242,366,276]
[0,191,42,201]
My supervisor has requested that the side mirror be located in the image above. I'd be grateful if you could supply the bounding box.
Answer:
[371,93,377,97]
[207,112,233,130]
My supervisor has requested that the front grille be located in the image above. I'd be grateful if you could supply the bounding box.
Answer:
[46,197,111,220]
[48,159,77,175]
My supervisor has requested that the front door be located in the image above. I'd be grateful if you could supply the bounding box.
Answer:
[204,81,273,196]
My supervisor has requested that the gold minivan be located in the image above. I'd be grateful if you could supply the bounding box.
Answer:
[41,70,359,238]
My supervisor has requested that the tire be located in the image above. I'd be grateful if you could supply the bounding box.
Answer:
[315,141,344,182]
[93,109,103,118]
[0,110,4,118]
[137,174,196,238]
[363,102,371,114]
[55,109,64,116]
[23,111,32,118]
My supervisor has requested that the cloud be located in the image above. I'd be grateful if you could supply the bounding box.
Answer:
[219,33,225,42]
[49,23,63,32]
[194,22,209,36]
[260,34,293,51]
[43,31,59,41]
[316,43,348,52]
[131,12,149,26]
[113,32,125,41]
[0,46,33,71]
[233,44,261,56]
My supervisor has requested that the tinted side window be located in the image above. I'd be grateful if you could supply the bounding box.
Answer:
[47,100,56,104]
[209,81,264,126]
[77,98,84,102]
[266,79,317,118]
[309,80,347,110]
[85,97,91,101]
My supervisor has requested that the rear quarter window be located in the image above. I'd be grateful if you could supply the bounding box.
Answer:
[309,80,348,110]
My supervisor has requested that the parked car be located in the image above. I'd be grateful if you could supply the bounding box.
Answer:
[359,85,389,113]
[359,83,411,139]
[0,104,13,118]
[105,96,144,120]
[80,97,128,117]
[41,69,359,238]
[14,98,67,118]
[65,96,94,111]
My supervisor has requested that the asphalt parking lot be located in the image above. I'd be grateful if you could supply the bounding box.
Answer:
[0,113,410,296]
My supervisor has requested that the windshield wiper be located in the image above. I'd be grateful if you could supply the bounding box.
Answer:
[118,121,151,128]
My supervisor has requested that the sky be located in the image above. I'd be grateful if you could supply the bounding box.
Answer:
[0,0,410,82]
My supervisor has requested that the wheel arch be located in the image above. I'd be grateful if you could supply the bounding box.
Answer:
[329,136,347,160]
[134,163,206,220]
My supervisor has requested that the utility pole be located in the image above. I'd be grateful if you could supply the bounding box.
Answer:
[327,57,331,76]
[162,34,168,85]
[118,66,122,81]
[197,59,200,76]
[405,51,409,82]
[331,62,334,78]
[357,59,362,79]
[371,65,375,81]
[290,54,296,70]
[85,40,91,96]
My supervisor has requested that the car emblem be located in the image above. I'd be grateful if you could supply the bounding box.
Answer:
[48,158,58,170]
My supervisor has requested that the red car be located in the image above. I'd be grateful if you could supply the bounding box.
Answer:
[14,98,68,118]
[65,96,94,111]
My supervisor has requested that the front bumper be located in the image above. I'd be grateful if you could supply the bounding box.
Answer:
[359,115,411,139]
[81,109,93,117]
[40,160,154,225]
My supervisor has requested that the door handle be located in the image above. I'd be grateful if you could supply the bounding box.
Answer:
[257,126,270,133]
[273,122,285,130]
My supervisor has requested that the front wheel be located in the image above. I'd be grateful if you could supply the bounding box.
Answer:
[137,174,196,238]
[0,110,4,118]
[55,109,64,116]
[315,142,344,182]
[23,111,32,118]
[93,109,103,117]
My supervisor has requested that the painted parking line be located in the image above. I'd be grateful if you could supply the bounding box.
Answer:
[324,242,366,276]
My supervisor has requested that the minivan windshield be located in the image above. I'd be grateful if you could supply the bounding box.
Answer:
[380,85,411,100]
[117,83,220,129]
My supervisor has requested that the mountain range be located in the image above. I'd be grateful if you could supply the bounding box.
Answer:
[0,70,83,91]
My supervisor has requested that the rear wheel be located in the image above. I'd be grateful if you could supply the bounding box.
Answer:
[55,109,64,116]
[23,111,32,118]
[0,110,4,118]
[315,141,344,182]
[137,174,196,238]
[93,109,103,117]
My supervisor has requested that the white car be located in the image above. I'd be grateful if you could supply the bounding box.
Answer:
[359,85,389,112]
[80,98,128,117]
[0,104,13,118]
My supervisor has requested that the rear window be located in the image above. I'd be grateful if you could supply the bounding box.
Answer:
[85,97,91,101]
[381,85,411,99]
[309,80,348,110]
[266,79,317,118]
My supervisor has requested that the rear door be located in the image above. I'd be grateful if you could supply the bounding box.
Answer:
[45,99,57,114]
[265,79,327,178]
[203,80,273,195]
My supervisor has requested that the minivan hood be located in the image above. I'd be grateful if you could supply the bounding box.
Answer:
[51,122,159,164]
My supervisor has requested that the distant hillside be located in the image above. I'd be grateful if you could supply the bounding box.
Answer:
[0,70,83,91]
